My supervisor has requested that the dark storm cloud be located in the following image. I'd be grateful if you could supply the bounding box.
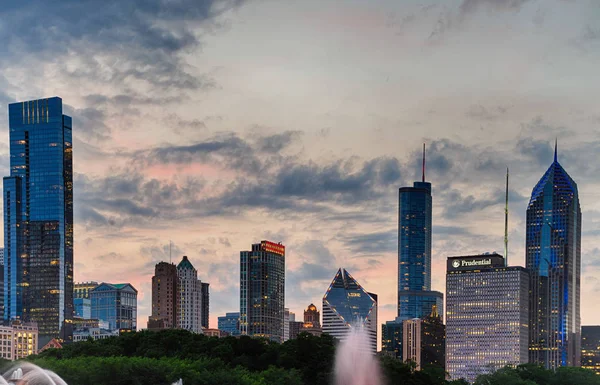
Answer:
[0,0,245,90]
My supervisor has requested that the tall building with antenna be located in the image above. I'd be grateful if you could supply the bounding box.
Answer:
[397,144,443,321]
[526,141,581,369]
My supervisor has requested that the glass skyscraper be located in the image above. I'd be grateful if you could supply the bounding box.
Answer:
[3,97,73,345]
[322,268,378,353]
[398,166,443,321]
[218,312,240,336]
[526,146,581,369]
[240,240,285,342]
[90,283,137,331]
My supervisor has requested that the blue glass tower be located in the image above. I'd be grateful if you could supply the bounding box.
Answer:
[397,147,442,321]
[526,143,581,369]
[3,97,74,345]
[90,283,137,331]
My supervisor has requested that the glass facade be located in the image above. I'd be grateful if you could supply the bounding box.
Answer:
[74,298,91,319]
[218,312,240,336]
[4,97,73,345]
[322,268,377,353]
[446,255,529,383]
[398,181,443,321]
[240,241,285,342]
[90,283,137,331]
[526,152,581,369]
[382,320,403,358]
[581,326,600,375]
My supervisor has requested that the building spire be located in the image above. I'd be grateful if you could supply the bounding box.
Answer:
[554,138,557,163]
[504,168,509,267]
[422,143,426,183]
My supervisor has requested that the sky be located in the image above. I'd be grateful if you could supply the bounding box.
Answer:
[1,0,600,342]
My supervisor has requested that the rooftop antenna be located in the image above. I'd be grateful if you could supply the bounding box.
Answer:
[554,138,558,163]
[422,143,426,183]
[504,168,509,266]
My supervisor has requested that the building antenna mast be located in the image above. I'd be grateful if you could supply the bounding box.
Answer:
[422,143,426,183]
[504,168,509,266]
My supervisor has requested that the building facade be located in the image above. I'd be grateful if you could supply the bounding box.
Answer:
[74,298,91,319]
[446,254,529,383]
[398,173,443,321]
[526,147,581,369]
[240,241,285,342]
[322,268,378,353]
[289,320,303,340]
[403,307,445,370]
[218,312,240,336]
[177,256,203,334]
[581,326,600,375]
[0,321,38,361]
[382,320,403,359]
[303,303,320,328]
[148,262,179,330]
[74,282,99,299]
[201,282,210,329]
[90,283,137,331]
[4,97,74,345]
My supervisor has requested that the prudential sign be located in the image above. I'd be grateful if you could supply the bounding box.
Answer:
[447,255,504,271]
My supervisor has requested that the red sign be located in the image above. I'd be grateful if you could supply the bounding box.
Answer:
[261,241,285,256]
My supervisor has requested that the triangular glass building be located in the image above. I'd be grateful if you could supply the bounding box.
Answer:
[322,268,377,353]
[526,143,581,369]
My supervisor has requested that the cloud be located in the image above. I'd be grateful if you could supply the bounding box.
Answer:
[460,0,532,14]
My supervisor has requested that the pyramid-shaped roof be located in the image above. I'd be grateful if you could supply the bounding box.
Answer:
[529,156,578,206]
[323,268,376,327]
[177,255,195,270]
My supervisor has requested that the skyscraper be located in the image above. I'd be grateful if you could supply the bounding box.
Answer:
[4,97,74,345]
[90,283,137,331]
[398,145,443,321]
[240,240,285,342]
[322,268,378,353]
[446,254,529,383]
[303,303,321,328]
[403,306,445,370]
[581,326,600,375]
[201,282,210,329]
[526,144,581,369]
[147,262,179,330]
[218,312,240,336]
[177,256,203,334]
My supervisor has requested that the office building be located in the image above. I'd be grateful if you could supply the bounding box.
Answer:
[240,241,285,342]
[322,268,377,353]
[581,326,600,375]
[303,303,320,328]
[177,256,203,334]
[201,282,210,329]
[148,262,179,330]
[526,145,581,369]
[0,247,4,265]
[284,308,292,341]
[446,254,529,383]
[382,320,403,359]
[74,282,99,299]
[74,298,91,319]
[73,327,119,342]
[218,312,240,336]
[0,321,38,360]
[403,307,445,370]
[289,320,303,340]
[4,97,74,345]
[90,283,137,331]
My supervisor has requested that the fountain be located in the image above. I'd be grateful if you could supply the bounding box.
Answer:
[334,326,383,385]
[1,363,67,385]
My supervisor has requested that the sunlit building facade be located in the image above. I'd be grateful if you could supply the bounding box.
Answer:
[177,256,203,334]
[240,241,285,342]
[526,147,581,369]
[446,254,529,383]
[322,268,378,353]
[581,326,600,375]
[0,321,38,361]
[4,97,74,346]
[74,281,99,299]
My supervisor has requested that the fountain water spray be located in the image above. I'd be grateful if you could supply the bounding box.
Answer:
[334,325,383,385]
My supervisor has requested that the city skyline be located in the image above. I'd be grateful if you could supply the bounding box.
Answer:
[2,0,600,338]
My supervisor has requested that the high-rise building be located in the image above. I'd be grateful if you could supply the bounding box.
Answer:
[402,307,445,370]
[581,326,600,375]
[289,320,303,340]
[382,321,403,359]
[0,247,4,265]
[303,303,320,328]
[0,321,38,360]
[446,254,529,383]
[322,268,377,353]
[148,262,179,330]
[218,312,240,336]
[397,161,443,321]
[74,298,91,319]
[201,282,210,329]
[74,282,99,299]
[240,241,285,342]
[526,145,581,369]
[284,308,292,341]
[4,97,74,346]
[90,283,137,331]
[177,256,203,334]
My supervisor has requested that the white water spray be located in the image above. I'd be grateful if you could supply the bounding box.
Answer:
[334,326,383,385]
